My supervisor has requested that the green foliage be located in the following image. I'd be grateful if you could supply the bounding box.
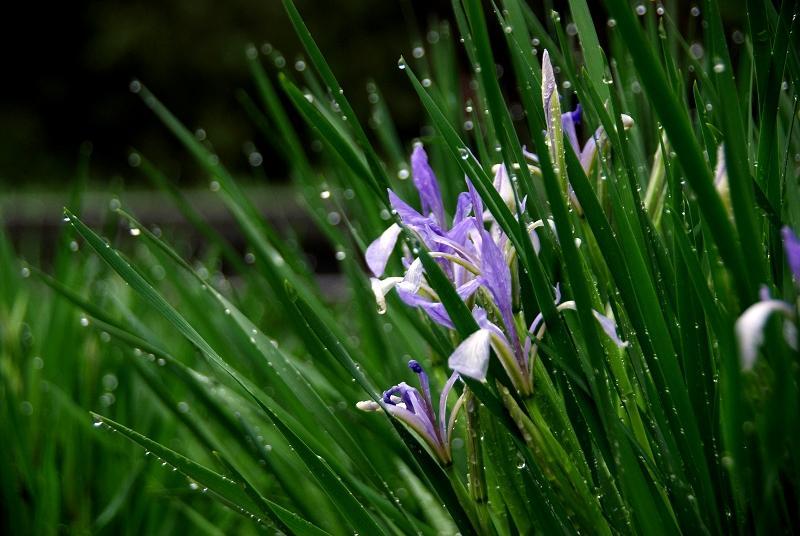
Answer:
[2,0,799,534]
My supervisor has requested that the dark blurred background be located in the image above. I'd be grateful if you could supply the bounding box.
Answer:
[0,0,459,190]
[0,1,746,189]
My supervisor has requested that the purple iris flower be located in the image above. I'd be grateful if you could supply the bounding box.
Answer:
[365,142,629,396]
[365,144,487,328]
[357,360,464,465]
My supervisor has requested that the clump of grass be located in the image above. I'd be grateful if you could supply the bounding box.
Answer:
[4,0,800,533]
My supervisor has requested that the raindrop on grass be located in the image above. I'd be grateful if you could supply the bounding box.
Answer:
[635,4,646,15]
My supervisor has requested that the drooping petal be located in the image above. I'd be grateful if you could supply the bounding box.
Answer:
[782,226,800,281]
[522,146,540,164]
[448,329,492,381]
[370,276,403,314]
[592,310,629,348]
[412,144,446,227]
[735,299,796,370]
[366,223,402,277]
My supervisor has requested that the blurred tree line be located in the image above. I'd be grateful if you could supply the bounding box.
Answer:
[0,0,744,190]
[0,0,450,189]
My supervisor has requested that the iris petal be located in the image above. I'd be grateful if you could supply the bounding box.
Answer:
[366,223,402,277]
[735,299,796,370]
[448,329,492,381]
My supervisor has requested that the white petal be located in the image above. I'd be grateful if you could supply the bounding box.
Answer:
[621,114,635,130]
[371,276,403,315]
[448,329,492,381]
[735,300,795,370]
[356,400,380,412]
[396,258,423,294]
[365,223,402,277]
